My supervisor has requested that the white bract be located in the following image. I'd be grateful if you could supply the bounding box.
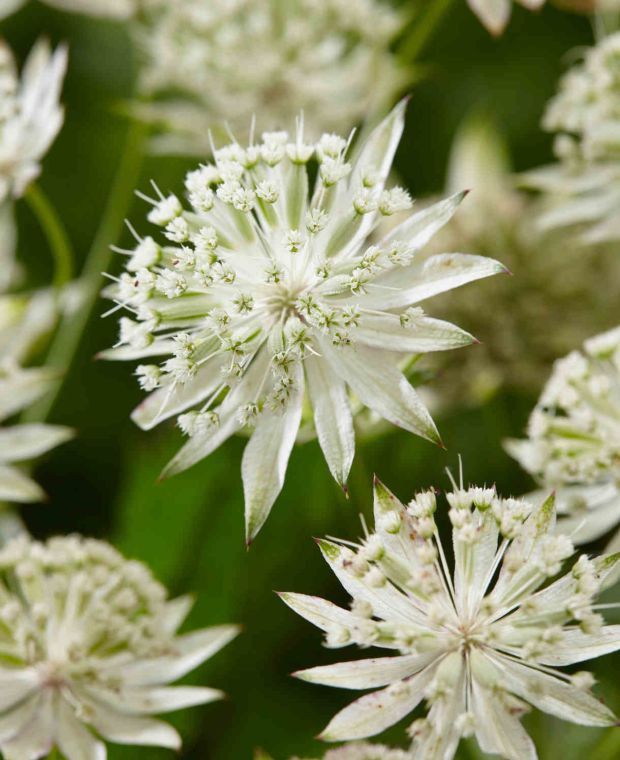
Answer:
[281,478,620,758]
[466,0,545,35]
[0,534,239,759]
[523,33,620,243]
[0,0,135,19]
[134,0,407,155]
[507,326,620,547]
[0,363,73,504]
[102,102,505,543]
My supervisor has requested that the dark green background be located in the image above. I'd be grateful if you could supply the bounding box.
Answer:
[3,1,620,757]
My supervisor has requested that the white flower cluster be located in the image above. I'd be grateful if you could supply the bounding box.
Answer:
[466,0,545,36]
[133,0,407,155]
[103,102,504,542]
[0,534,238,759]
[508,326,620,546]
[282,479,620,758]
[524,32,620,243]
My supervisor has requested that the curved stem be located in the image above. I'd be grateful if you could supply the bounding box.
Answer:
[397,0,455,62]
[24,119,148,423]
[24,183,74,288]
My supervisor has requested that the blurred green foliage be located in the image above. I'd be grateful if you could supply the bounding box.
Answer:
[3,1,620,758]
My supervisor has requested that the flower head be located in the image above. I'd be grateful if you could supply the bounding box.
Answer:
[0,39,67,204]
[523,32,620,243]
[467,0,545,36]
[0,534,238,759]
[281,477,620,757]
[507,326,620,546]
[102,102,505,542]
[133,0,407,155]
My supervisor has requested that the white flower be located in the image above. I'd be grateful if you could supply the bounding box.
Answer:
[0,39,67,204]
[507,326,620,547]
[0,534,239,760]
[281,478,620,757]
[466,0,545,35]
[133,0,408,156]
[102,102,505,542]
[0,0,136,19]
[522,32,620,244]
[0,363,73,503]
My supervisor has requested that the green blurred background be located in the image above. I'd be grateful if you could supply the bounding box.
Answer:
[3,1,620,758]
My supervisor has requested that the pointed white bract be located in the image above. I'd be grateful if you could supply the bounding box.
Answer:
[133,0,408,155]
[0,0,135,19]
[467,0,545,35]
[103,103,505,542]
[282,478,620,758]
[507,326,620,548]
[0,535,239,760]
[291,742,411,759]
[522,32,620,244]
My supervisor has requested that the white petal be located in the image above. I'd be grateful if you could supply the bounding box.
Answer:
[305,353,354,487]
[0,0,25,22]
[83,684,223,715]
[492,653,615,726]
[157,595,195,635]
[83,701,180,750]
[0,424,73,463]
[380,191,467,252]
[278,592,370,635]
[55,696,105,760]
[467,0,512,35]
[242,362,303,543]
[114,625,240,686]
[0,465,46,503]
[536,626,620,666]
[294,653,435,690]
[352,252,506,312]
[353,313,475,353]
[0,367,59,422]
[0,669,39,712]
[0,694,40,743]
[320,666,436,741]
[1,691,54,760]
[97,341,173,361]
[320,340,440,444]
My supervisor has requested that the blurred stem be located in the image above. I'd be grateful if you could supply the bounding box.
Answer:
[24,119,148,423]
[24,184,74,289]
[398,0,455,62]
[590,728,620,757]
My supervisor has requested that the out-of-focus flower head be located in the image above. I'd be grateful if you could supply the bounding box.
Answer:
[0,534,238,759]
[523,32,620,244]
[133,0,409,156]
[101,102,505,542]
[281,477,620,757]
[507,326,620,547]
[466,0,545,35]
[416,115,620,405]
[0,0,136,19]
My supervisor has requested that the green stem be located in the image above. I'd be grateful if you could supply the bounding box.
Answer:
[24,184,74,288]
[24,119,148,423]
[397,0,455,62]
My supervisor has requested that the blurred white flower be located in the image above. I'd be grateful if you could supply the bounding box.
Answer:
[133,0,408,155]
[523,32,620,243]
[507,326,620,547]
[102,102,504,542]
[0,0,135,19]
[0,38,67,292]
[417,115,620,405]
[281,478,620,757]
[0,534,239,759]
[291,743,411,760]
[0,363,73,503]
[467,0,545,35]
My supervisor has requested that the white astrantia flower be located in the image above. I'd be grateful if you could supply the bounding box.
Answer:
[133,0,408,156]
[101,102,505,542]
[466,0,545,35]
[0,38,67,293]
[0,534,239,759]
[522,32,620,244]
[281,477,620,758]
[507,326,620,547]
[0,363,73,504]
[0,0,136,19]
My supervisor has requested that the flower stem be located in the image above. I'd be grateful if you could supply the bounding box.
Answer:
[24,183,74,289]
[397,0,455,62]
[24,119,148,423]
